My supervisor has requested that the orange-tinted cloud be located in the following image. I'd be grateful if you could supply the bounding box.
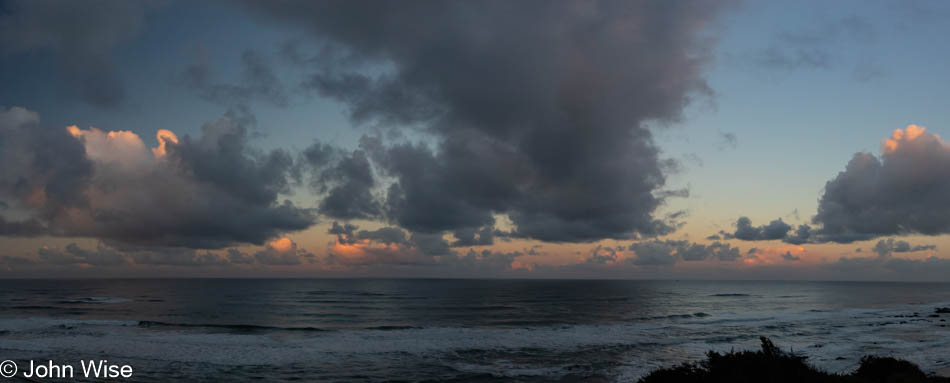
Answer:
[67,125,181,164]
[267,237,295,253]
[883,124,939,153]
[152,129,179,158]
[65,125,150,167]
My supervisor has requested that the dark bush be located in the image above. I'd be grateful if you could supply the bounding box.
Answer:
[639,337,950,383]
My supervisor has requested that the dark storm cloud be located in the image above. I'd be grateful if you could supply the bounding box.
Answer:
[450,225,495,247]
[245,0,729,242]
[361,136,499,234]
[629,239,742,265]
[181,50,289,107]
[0,106,316,249]
[781,251,800,261]
[0,106,93,218]
[409,232,453,256]
[328,221,358,243]
[304,146,382,221]
[0,0,154,107]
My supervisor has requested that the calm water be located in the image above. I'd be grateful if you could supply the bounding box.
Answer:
[1,279,949,381]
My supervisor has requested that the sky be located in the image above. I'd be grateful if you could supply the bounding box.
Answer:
[2,0,950,280]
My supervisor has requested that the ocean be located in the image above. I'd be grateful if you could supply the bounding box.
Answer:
[1,279,949,381]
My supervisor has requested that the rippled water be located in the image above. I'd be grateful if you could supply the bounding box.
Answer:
[1,279,949,381]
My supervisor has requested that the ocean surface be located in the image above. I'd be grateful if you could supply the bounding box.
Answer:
[1,279,949,381]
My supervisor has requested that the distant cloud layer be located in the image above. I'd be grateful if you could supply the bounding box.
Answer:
[629,240,742,265]
[871,238,936,257]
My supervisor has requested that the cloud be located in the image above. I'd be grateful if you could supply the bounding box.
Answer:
[408,232,453,257]
[450,225,495,247]
[181,49,289,107]
[326,230,440,266]
[32,242,233,267]
[731,119,950,244]
[326,222,451,264]
[0,106,316,249]
[0,0,154,107]
[752,46,832,71]
[718,132,738,150]
[813,125,950,241]
[37,243,126,266]
[127,248,230,267]
[302,146,382,221]
[253,237,314,265]
[630,241,677,265]
[747,15,875,74]
[0,216,47,236]
[781,251,800,261]
[728,217,793,241]
[226,248,255,264]
[782,224,813,245]
[245,0,730,243]
[629,239,742,265]
[356,227,408,246]
[871,238,936,257]
[328,221,358,241]
[4,238,324,268]
[727,122,950,246]
[0,106,93,217]
[585,245,620,264]
[442,249,521,273]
